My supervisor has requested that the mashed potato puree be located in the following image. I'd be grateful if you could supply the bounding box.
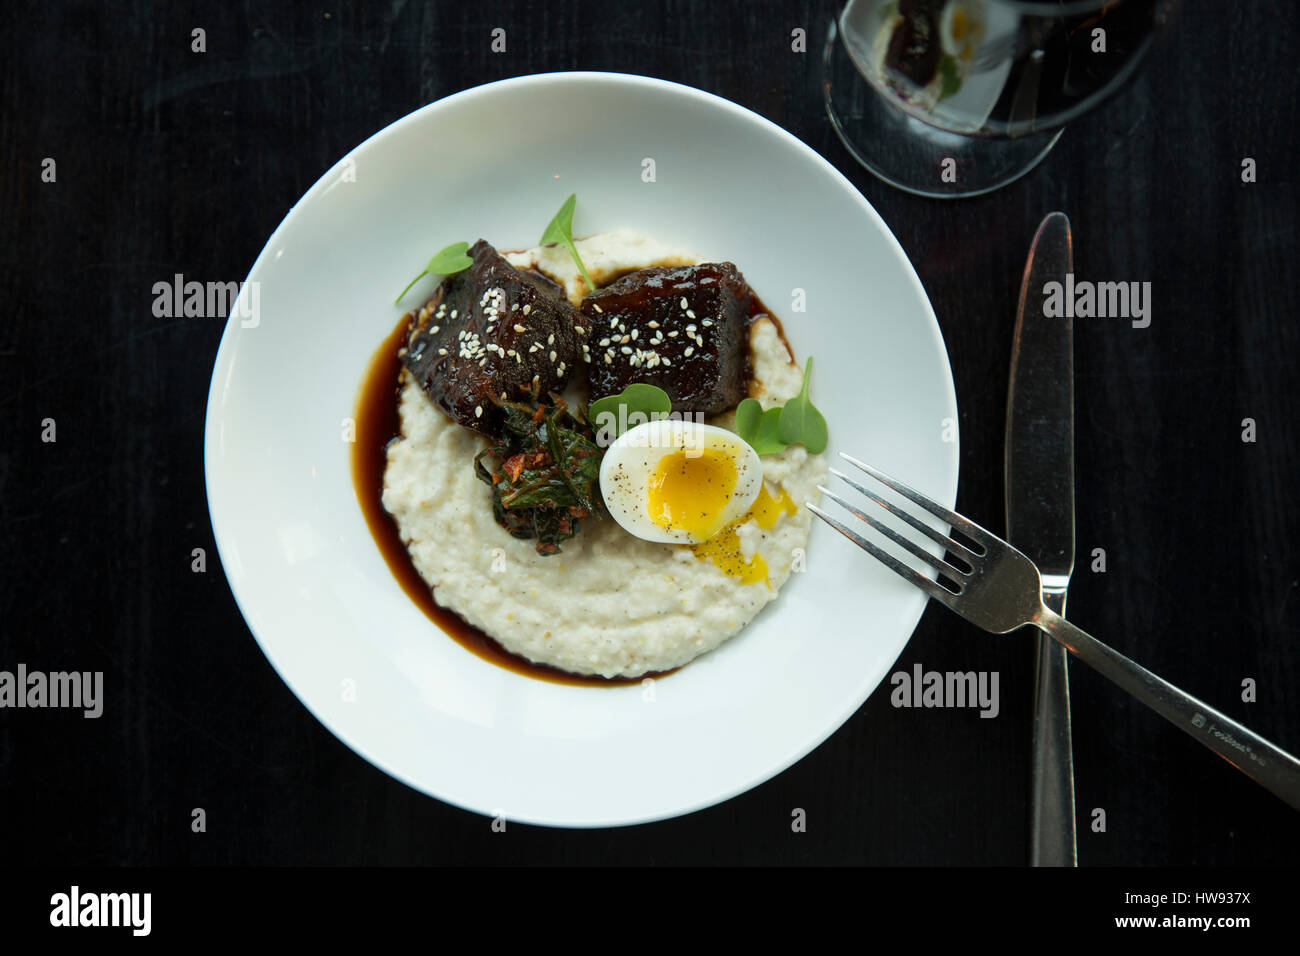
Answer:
[381,234,827,678]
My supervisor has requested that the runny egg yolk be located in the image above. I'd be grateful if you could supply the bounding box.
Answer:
[950,9,971,45]
[647,448,738,541]
[690,483,799,586]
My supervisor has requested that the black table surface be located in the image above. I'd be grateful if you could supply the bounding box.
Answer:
[2,1,1297,866]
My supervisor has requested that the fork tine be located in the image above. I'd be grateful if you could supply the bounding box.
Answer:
[827,466,980,565]
[837,453,993,552]
[806,501,959,607]
[817,484,969,582]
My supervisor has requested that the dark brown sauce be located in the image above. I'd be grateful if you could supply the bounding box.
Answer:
[352,313,661,686]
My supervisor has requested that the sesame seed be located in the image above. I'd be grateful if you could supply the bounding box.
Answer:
[438,348,447,355]
[451,310,458,319]
[599,338,611,347]
[620,346,632,355]
[475,406,482,418]
[523,304,532,315]
[702,319,713,327]
[574,326,584,335]
[668,330,679,337]
[685,346,695,357]
[610,317,618,328]
[662,357,671,366]
[511,303,519,311]
[430,326,440,335]
[679,297,688,309]
[593,304,603,313]
[549,350,557,362]
[620,334,630,344]
[686,324,697,332]
[604,353,613,365]
[529,344,539,353]
[648,320,660,329]
[686,309,696,319]
[506,348,516,356]
[630,329,639,340]
[547,334,554,345]
[514,324,526,333]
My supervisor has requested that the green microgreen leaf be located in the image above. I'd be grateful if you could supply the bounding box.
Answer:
[426,242,473,276]
[734,398,761,443]
[754,406,787,455]
[395,241,473,304]
[937,55,962,101]
[587,383,672,442]
[778,357,829,455]
[735,398,787,456]
[540,193,597,294]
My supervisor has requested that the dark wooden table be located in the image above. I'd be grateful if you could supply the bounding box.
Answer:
[2,1,1296,866]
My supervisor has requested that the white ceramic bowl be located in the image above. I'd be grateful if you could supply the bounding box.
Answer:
[204,72,959,827]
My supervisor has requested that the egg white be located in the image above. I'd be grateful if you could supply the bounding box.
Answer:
[940,0,985,58]
[599,418,763,545]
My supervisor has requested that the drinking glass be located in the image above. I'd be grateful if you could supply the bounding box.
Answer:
[823,0,1179,198]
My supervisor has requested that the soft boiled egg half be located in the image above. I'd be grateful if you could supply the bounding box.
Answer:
[599,419,763,545]
[940,0,985,59]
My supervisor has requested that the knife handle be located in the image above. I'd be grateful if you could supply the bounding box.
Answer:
[1037,608,1300,812]
[1030,590,1078,866]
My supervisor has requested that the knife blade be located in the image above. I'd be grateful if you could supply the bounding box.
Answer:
[1005,211,1078,867]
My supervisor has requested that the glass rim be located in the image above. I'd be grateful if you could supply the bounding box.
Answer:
[988,0,1151,13]
[833,0,1164,138]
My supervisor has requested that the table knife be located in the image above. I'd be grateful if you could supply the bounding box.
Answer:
[1005,211,1078,867]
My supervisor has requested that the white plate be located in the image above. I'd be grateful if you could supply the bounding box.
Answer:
[205,72,959,827]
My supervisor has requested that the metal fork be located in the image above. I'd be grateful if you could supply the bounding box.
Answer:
[808,452,1300,812]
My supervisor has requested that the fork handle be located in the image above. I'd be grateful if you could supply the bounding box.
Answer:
[1035,607,1300,812]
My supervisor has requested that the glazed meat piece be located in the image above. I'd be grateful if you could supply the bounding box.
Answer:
[884,0,943,89]
[401,240,587,438]
[580,262,755,416]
